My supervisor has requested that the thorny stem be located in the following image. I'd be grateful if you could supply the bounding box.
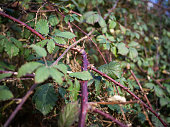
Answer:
[4,84,38,127]
[104,0,119,20]
[130,70,152,109]
[78,49,89,127]
[93,109,127,127]
[90,67,168,127]
[0,11,45,40]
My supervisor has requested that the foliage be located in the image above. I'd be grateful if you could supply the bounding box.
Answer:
[0,0,169,126]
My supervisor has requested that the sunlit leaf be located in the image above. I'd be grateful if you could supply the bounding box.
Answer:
[18,62,43,77]
[117,42,129,56]
[55,32,76,39]
[30,44,47,57]
[69,71,93,80]
[36,19,49,35]
[47,39,55,54]
[35,66,50,83]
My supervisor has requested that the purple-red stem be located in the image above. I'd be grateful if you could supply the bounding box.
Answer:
[93,109,127,127]
[0,11,45,40]
[130,70,152,109]
[78,49,89,127]
[90,67,167,127]
[4,84,37,127]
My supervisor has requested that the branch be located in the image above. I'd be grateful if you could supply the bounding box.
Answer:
[4,84,38,127]
[130,70,152,109]
[89,67,168,127]
[0,11,45,40]
[93,109,127,127]
[104,0,119,20]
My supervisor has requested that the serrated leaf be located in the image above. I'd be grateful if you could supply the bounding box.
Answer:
[154,85,165,97]
[138,113,146,124]
[109,20,116,29]
[10,37,23,49]
[0,73,12,80]
[49,67,64,85]
[53,37,66,44]
[69,78,80,101]
[18,62,43,77]
[32,84,58,115]
[49,15,59,26]
[35,66,50,83]
[36,19,49,35]
[47,39,55,54]
[69,71,93,80]
[128,41,139,47]
[117,42,129,55]
[99,61,122,79]
[145,83,155,89]
[129,47,138,60]
[4,42,19,58]
[30,44,47,57]
[160,97,169,107]
[0,85,13,101]
[55,32,76,39]
[98,16,106,28]
[36,39,48,47]
[120,24,126,34]
[96,35,107,43]
[58,102,79,127]
[53,64,68,74]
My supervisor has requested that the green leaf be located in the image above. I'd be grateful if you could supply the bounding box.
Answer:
[120,24,126,34]
[47,39,55,54]
[83,11,99,25]
[145,83,155,89]
[10,37,23,49]
[58,102,79,127]
[18,62,43,77]
[129,47,138,60]
[49,67,64,85]
[96,35,107,43]
[4,42,19,58]
[117,42,129,55]
[55,32,76,39]
[69,71,93,80]
[128,41,139,48]
[0,73,12,80]
[154,85,165,97]
[98,16,107,28]
[109,20,116,29]
[0,85,13,101]
[32,84,58,115]
[36,19,49,35]
[36,39,48,47]
[160,97,169,107]
[69,78,80,101]
[53,37,66,44]
[30,44,47,57]
[53,64,68,74]
[35,66,50,83]
[138,113,146,124]
[99,61,122,79]
[49,15,59,26]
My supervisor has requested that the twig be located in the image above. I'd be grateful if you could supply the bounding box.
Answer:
[104,0,119,20]
[93,109,127,127]
[130,70,152,109]
[51,30,93,66]
[92,101,138,105]
[4,84,38,127]
[0,11,45,40]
